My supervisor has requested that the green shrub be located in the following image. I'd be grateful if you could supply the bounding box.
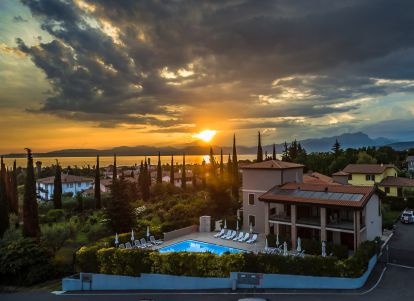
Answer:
[0,237,53,285]
[86,222,112,242]
[45,209,65,223]
[41,222,73,253]
[76,245,100,273]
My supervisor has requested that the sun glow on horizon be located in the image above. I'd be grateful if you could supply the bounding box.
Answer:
[193,129,217,143]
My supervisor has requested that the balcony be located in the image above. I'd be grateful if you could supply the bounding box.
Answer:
[326,220,354,231]
[296,216,320,227]
[269,213,291,223]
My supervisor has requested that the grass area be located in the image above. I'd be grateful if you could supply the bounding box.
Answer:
[382,203,401,230]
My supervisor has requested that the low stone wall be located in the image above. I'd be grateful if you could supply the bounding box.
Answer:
[62,256,377,291]
[163,225,198,241]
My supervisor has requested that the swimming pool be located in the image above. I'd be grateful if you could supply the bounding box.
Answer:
[158,240,244,255]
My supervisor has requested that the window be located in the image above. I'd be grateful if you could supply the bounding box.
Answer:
[348,174,353,180]
[248,215,256,227]
[365,174,375,181]
[385,187,390,194]
[77,183,81,187]
[248,193,255,205]
[68,183,73,188]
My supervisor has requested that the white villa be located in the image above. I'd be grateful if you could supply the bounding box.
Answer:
[37,174,94,200]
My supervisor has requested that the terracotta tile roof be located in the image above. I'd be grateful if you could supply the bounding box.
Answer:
[37,174,93,184]
[303,172,340,185]
[240,160,304,170]
[379,176,414,187]
[332,171,349,176]
[343,164,396,174]
[259,182,376,208]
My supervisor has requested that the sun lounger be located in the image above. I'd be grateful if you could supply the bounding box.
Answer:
[118,243,125,248]
[221,230,232,239]
[134,240,144,248]
[226,231,237,240]
[214,229,225,238]
[246,234,258,244]
[238,233,250,242]
[125,242,132,249]
[140,238,152,248]
[233,232,244,241]
[150,235,163,245]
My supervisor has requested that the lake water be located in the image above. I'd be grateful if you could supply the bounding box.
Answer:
[2,154,259,168]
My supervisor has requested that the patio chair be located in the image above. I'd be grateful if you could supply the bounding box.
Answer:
[125,242,132,249]
[150,235,163,245]
[246,234,258,244]
[214,229,225,238]
[233,232,244,241]
[118,243,125,249]
[226,231,237,240]
[238,233,250,242]
[140,238,152,248]
[134,240,144,248]
[221,230,232,239]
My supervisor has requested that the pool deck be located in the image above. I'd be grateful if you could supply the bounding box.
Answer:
[152,231,267,253]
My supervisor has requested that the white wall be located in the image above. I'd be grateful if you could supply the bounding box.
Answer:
[38,181,93,200]
[364,194,382,241]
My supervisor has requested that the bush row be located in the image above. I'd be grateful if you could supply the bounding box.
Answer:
[382,196,414,211]
[76,240,379,278]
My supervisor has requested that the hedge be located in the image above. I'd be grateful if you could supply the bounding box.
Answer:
[382,196,414,211]
[76,240,379,278]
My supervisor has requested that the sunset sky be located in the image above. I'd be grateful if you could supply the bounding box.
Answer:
[1,0,414,153]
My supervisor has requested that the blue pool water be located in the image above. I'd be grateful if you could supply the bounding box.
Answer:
[158,240,243,255]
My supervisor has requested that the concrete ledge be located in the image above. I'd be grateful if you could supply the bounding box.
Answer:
[62,255,377,291]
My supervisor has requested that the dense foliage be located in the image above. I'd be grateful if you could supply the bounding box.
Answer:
[76,240,379,278]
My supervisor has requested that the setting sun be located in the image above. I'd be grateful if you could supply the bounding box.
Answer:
[193,130,217,143]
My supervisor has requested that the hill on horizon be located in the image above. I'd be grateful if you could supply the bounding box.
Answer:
[3,132,409,158]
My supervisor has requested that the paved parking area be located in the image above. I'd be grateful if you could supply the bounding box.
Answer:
[387,220,414,266]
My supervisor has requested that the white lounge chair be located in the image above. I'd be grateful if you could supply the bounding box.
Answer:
[238,233,250,242]
[140,238,152,248]
[134,240,144,248]
[214,229,225,238]
[125,242,132,249]
[226,231,237,240]
[150,235,163,245]
[221,230,232,239]
[246,234,258,244]
[233,232,244,241]
[118,243,125,249]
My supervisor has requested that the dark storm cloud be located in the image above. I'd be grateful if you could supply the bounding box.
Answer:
[17,0,414,131]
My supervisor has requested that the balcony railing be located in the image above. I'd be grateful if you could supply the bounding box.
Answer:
[269,213,291,223]
[296,216,320,227]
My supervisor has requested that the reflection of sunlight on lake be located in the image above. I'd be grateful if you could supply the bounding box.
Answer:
[203,155,210,163]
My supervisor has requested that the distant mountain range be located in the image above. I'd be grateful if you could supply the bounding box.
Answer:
[3,132,414,158]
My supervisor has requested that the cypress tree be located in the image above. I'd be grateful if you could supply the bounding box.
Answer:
[112,154,117,181]
[272,144,276,160]
[156,152,162,183]
[23,148,40,239]
[147,158,151,188]
[257,131,263,162]
[209,147,216,180]
[143,160,150,201]
[332,139,342,158]
[227,154,233,184]
[232,134,239,201]
[52,161,62,209]
[76,192,83,212]
[11,160,18,215]
[282,141,290,161]
[106,155,134,232]
[94,155,101,209]
[181,154,186,190]
[170,155,174,185]
[192,165,197,188]
[0,156,9,237]
[201,159,206,188]
[219,148,224,179]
